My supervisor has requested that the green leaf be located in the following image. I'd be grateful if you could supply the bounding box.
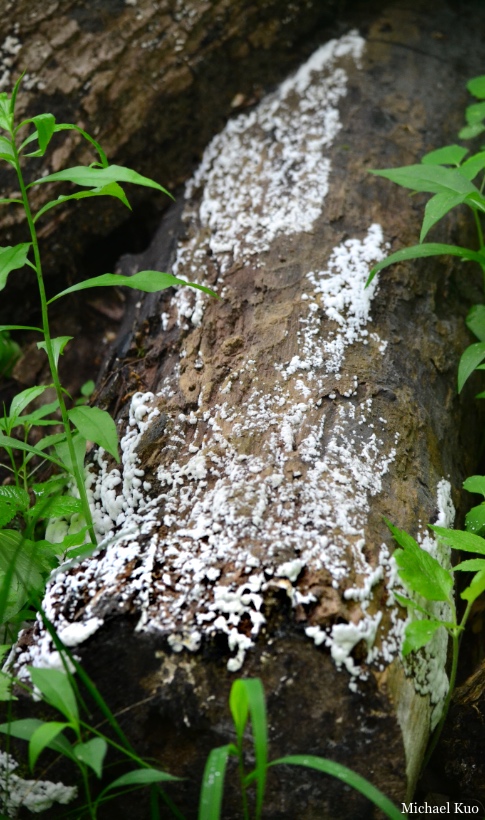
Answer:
[386,519,453,601]
[33,475,68,498]
[28,667,79,723]
[459,152,485,181]
[268,756,403,820]
[461,569,485,603]
[458,342,485,392]
[0,670,16,701]
[421,145,468,166]
[97,767,180,805]
[0,331,20,378]
[393,591,432,618]
[198,745,234,820]
[454,558,485,572]
[371,164,477,195]
[0,93,12,131]
[37,336,72,368]
[0,136,14,161]
[0,487,30,527]
[73,738,107,778]
[402,619,443,656]
[0,530,46,593]
[230,678,267,819]
[0,570,26,624]
[31,495,82,521]
[468,76,485,99]
[0,502,19,529]
[459,123,485,140]
[9,385,50,422]
[0,244,32,291]
[0,433,65,470]
[229,679,249,744]
[0,324,42,333]
[54,432,86,475]
[0,718,44,741]
[51,123,108,167]
[34,182,131,223]
[81,380,95,397]
[9,73,25,118]
[35,431,68,453]
[466,101,485,126]
[0,644,10,665]
[464,474,485,496]
[466,305,485,341]
[0,485,30,508]
[57,541,95,567]
[68,405,119,462]
[29,721,69,770]
[16,400,61,429]
[21,114,56,157]
[366,243,485,287]
[420,192,468,242]
[48,270,218,304]
[0,717,74,758]
[29,164,172,197]
[430,525,485,555]
[465,503,485,534]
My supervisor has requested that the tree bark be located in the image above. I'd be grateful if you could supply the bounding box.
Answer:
[0,0,345,321]
[8,0,485,817]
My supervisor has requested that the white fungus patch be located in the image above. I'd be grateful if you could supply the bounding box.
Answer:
[170,30,365,328]
[0,752,77,817]
[13,30,450,713]
[0,33,21,91]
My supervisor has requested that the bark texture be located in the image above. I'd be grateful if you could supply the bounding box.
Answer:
[8,0,485,817]
[0,0,345,320]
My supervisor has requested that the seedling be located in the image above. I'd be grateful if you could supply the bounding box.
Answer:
[0,650,403,819]
[0,74,215,635]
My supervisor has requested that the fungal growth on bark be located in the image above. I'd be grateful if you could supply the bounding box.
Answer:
[6,2,485,816]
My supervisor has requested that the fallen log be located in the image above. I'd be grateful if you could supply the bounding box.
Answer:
[8,1,485,817]
[0,0,342,319]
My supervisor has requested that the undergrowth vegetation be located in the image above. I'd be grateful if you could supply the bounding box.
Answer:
[2,65,485,819]
[0,77,402,818]
[368,73,485,765]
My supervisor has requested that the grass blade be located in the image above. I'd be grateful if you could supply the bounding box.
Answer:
[231,679,268,820]
[198,745,233,820]
[269,755,404,820]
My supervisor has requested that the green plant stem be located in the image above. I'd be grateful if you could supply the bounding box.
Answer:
[421,629,459,772]
[422,598,472,772]
[474,208,484,252]
[79,762,96,820]
[37,607,186,820]
[10,137,96,546]
[237,745,250,820]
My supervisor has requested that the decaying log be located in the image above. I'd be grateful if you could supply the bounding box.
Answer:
[0,0,343,320]
[8,1,485,817]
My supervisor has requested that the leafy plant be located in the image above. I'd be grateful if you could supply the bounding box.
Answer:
[0,617,182,819]
[0,74,215,635]
[0,330,20,377]
[367,74,485,765]
[386,520,485,764]
[0,649,403,819]
[199,677,403,820]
